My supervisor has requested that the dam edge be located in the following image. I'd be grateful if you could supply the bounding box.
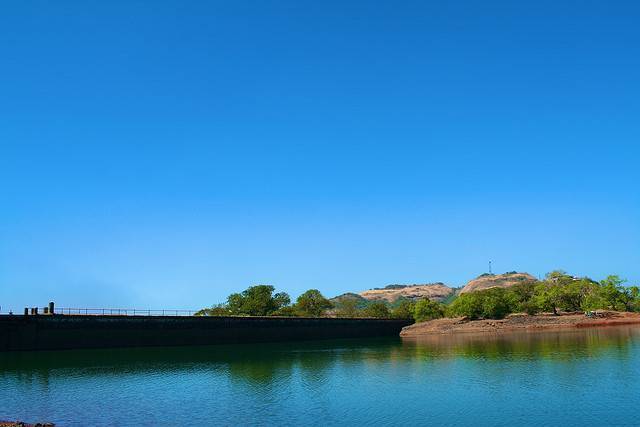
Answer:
[0,314,413,351]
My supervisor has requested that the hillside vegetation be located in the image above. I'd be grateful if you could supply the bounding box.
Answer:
[359,283,454,303]
[433,271,639,321]
[460,272,536,293]
[195,271,639,323]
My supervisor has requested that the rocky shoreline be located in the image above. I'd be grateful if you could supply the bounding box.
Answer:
[400,311,640,337]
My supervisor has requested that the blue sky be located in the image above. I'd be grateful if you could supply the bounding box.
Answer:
[1,1,639,311]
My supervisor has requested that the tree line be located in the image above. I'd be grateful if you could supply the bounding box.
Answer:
[194,284,412,318]
[195,285,334,317]
[195,271,639,322]
[417,271,639,322]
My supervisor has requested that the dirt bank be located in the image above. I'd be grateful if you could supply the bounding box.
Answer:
[400,311,640,337]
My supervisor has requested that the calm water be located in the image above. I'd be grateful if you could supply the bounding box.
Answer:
[2,327,640,426]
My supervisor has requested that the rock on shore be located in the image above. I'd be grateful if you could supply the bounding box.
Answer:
[400,312,640,337]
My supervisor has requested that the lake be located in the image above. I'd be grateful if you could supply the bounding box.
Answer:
[2,326,640,426]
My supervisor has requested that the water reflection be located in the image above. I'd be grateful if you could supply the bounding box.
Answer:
[0,337,404,386]
[401,326,640,361]
[2,328,640,381]
[2,327,640,426]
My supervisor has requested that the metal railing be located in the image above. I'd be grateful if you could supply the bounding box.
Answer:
[55,308,196,316]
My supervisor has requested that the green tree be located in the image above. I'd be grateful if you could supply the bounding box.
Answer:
[335,298,363,318]
[227,285,291,316]
[546,270,569,281]
[534,281,564,315]
[599,275,625,310]
[194,304,230,316]
[413,298,445,322]
[295,289,333,317]
[630,286,640,311]
[506,282,539,314]
[510,287,539,315]
[581,290,607,311]
[449,288,514,320]
[560,278,598,312]
[362,301,391,318]
[623,286,640,312]
[449,292,485,319]
[480,288,513,319]
[508,282,536,305]
[391,299,415,319]
[598,275,639,312]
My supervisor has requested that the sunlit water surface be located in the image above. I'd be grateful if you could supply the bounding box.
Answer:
[2,326,640,426]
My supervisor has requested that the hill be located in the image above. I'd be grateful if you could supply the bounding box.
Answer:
[329,292,370,308]
[459,272,537,294]
[359,283,454,303]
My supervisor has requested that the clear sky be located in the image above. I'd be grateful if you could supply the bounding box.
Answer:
[1,1,639,311]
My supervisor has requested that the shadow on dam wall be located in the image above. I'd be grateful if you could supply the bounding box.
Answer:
[0,315,413,351]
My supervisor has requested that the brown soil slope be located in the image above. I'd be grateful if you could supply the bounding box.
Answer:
[400,312,640,337]
[360,283,453,303]
[460,272,536,294]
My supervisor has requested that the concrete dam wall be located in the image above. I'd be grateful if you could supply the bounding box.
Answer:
[0,315,412,351]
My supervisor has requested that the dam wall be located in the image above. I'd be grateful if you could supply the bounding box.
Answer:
[0,315,412,351]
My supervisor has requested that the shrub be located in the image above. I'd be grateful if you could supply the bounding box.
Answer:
[413,299,445,322]
[270,306,299,317]
[449,293,484,319]
[391,299,415,319]
[334,298,363,317]
[449,288,513,320]
[227,285,291,316]
[362,301,391,318]
[194,304,230,316]
[295,289,333,317]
